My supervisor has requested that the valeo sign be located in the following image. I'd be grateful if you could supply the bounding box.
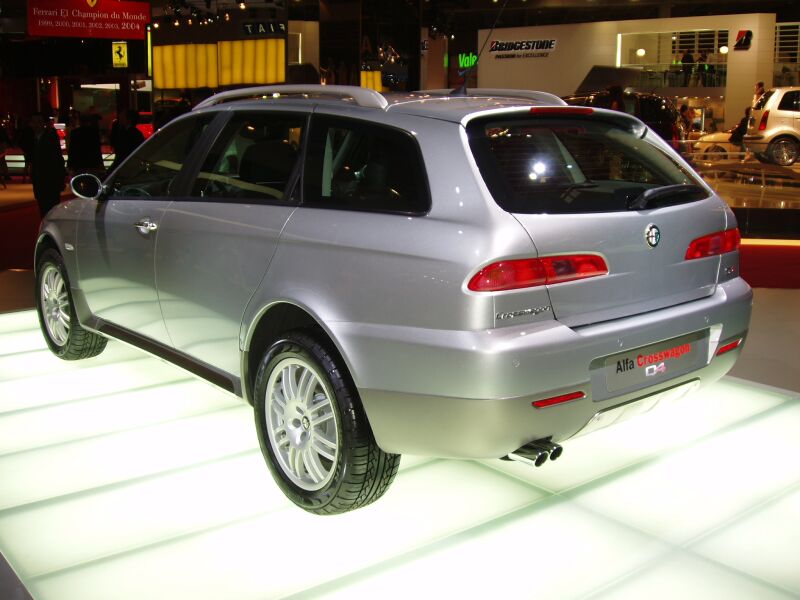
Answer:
[458,52,478,69]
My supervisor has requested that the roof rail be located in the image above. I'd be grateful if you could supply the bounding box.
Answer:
[420,88,566,106]
[193,84,388,111]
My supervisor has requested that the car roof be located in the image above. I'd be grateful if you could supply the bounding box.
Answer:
[192,85,567,125]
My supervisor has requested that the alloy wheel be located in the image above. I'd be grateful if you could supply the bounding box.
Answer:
[264,357,340,491]
[40,264,71,346]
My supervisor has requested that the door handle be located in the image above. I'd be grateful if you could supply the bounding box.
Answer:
[134,218,158,235]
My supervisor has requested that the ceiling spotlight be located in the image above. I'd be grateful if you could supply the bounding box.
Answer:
[719,45,729,54]
[636,48,646,57]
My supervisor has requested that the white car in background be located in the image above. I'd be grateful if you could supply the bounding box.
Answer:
[693,128,739,161]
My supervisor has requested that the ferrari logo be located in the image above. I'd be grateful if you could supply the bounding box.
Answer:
[86,0,97,6]
[112,41,128,68]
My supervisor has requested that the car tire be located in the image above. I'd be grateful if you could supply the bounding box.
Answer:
[754,152,770,163]
[35,248,108,360]
[767,137,799,166]
[253,331,400,515]
[704,145,727,161]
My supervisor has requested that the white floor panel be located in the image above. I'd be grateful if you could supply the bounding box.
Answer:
[0,309,798,599]
[690,486,800,596]
[566,402,800,545]
[591,553,795,600]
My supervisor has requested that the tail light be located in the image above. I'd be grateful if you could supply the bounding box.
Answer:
[685,228,741,260]
[468,255,608,292]
[716,338,743,356]
[758,110,770,131]
[532,391,586,408]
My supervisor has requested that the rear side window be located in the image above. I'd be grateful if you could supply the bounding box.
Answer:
[778,91,800,112]
[303,115,429,214]
[468,116,705,214]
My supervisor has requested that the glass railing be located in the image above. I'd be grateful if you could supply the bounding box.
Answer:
[620,63,728,89]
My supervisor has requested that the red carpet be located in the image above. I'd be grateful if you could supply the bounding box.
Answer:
[739,240,800,289]
[0,201,40,271]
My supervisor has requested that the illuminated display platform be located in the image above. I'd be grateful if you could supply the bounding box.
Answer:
[0,309,799,598]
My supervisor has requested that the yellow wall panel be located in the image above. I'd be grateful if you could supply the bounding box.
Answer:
[242,39,256,83]
[185,45,197,89]
[231,41,243,85]
[174,45,187,89]
[277,38,285,83]
[206,44,218,88]
[161,45,176,89]
[196,44,207,88]
[153,46,164,88]
[154,38,283,89]
[218,41,232,86]
[254,39,268,84]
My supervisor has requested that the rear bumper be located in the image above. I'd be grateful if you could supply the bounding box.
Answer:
[333,277,752,458]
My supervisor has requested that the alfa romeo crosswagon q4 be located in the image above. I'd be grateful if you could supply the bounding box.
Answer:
[36,85,752,514]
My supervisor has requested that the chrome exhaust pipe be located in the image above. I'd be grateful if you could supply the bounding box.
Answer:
[507,439,563,467]
[531,439,563,461]
[507,442,549,467]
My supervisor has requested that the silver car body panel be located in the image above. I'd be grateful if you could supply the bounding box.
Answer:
[156,201,296,375]
[75,198,174,345]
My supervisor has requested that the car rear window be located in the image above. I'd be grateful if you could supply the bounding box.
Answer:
[467,116,705,214]
[754,91,773,111]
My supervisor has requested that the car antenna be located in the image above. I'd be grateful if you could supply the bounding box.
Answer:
[449,0,511,96]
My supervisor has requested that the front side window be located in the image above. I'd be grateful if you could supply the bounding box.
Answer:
[468,115,706,214]
[303,116,429,214]
[109,115,213,198]
[191,112,305,201]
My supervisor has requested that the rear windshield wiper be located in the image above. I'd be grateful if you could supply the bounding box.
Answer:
[627,184,707,211]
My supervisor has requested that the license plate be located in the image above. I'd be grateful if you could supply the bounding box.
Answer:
[604,331,708,393]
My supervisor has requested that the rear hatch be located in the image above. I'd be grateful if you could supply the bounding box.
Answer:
[467,107,727,327]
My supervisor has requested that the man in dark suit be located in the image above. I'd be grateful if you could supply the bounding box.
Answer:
[30,113,66,217]
[110,109,145,172]
[67,113,104,176]
[680,49,695,86]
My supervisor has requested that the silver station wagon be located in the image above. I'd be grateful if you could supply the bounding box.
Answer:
[36,85,752,514]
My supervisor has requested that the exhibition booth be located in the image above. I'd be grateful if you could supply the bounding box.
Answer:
[475,13,779,130]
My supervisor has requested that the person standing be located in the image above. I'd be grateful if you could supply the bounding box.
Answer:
[752,81,765,107]
[696,51,708,86]
[729,106,752,162]
[30,113,66,217]
[109,109,145,172]
[67,113,105,177]
[680,49,695,86]
[0,125,10,188]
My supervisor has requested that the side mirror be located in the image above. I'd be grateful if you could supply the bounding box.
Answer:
[70,173,105,200]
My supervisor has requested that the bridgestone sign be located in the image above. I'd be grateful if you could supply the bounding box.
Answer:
[489,38,557,59]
